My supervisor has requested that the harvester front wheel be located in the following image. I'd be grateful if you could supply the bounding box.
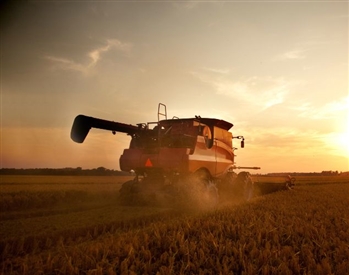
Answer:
[237,171,254,201]
[218,171,254,202]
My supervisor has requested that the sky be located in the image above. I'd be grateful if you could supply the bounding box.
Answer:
[1,0,348,173]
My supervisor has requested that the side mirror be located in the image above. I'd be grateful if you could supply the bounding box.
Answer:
[233,135,245,148]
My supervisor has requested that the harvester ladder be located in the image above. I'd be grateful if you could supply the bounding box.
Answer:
[158,103,167,121]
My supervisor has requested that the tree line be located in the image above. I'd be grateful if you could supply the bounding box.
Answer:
[0,167,132,176]
[1,168,347,176]
[266,171,348,176]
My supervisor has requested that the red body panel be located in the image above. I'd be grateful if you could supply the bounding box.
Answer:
[120,147,190,174]
[120,133,235,178]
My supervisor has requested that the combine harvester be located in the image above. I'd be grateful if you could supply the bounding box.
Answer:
[71,103,261,207]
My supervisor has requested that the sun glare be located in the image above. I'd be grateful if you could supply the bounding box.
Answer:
[332,112,349,156]
[337,131,349,155]
[335,114,349,156]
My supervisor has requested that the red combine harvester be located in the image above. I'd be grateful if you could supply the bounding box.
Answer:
[71,103,260,206]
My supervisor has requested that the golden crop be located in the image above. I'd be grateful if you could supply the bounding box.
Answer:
[1,175,348,274]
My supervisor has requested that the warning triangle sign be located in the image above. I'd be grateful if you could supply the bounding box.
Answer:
[145,158,153,167]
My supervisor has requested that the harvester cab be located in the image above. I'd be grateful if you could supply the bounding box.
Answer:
[71,103,260,205]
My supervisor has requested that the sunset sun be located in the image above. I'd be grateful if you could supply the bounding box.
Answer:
[338,131,349,155]
[333,116,349,156]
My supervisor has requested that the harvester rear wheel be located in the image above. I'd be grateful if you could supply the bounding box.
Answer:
[119,180,139,205]
[205,180,219,207]
[189,169,219,209]
[119,177,174,206]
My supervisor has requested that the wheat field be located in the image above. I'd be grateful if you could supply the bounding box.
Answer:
[1,174,348,274]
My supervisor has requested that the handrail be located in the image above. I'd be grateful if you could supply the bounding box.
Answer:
[158,103,167,121]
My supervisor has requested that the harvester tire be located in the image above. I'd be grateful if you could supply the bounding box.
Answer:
[119,178,175,206]
[285,176,296,190]
[236,172,254,201]
[205,180,219,207]
[192,169,219,209]
[119,180,136,204]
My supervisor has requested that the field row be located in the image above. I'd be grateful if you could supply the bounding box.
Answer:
[0,174,323,212]
[1,180,349,274]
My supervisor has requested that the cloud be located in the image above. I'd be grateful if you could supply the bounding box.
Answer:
[88,39,132,68]
[45,38,132,74]
[239,126,348,172]
[296,96,349,120]
[203,67,230,74]
[274,49,306,61]
[244,126,338,156]
[44,56,88,74]
[241,95,349,160]
[172,1,199,10]
[251,127,319,148]
[190,69,291,110]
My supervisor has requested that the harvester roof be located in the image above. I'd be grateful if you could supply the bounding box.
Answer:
[160,117,233,131]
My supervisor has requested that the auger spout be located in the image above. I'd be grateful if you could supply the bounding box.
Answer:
[70,115,140,143]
